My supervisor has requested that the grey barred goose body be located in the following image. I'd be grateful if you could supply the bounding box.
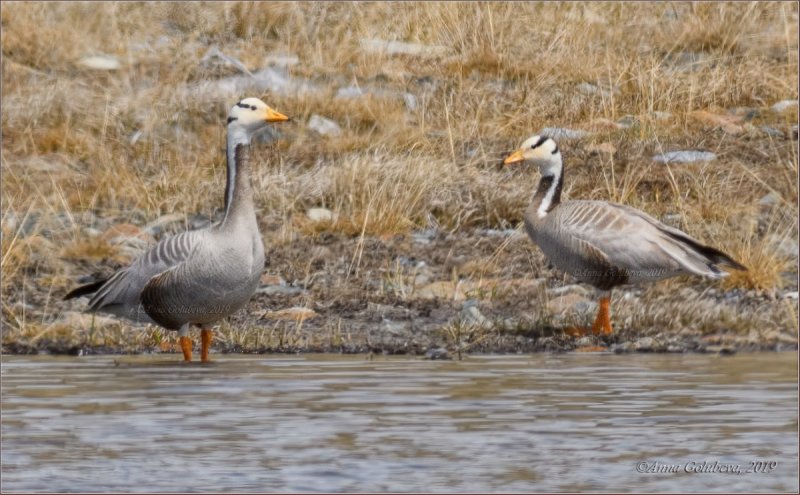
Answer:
[64,98,289,362]
[503,135,746,335]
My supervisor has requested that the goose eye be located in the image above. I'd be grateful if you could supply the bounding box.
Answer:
[250,105,256,110]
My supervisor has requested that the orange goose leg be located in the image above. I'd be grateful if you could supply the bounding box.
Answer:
[591,296,613,335]
[179,336,193,362]
[201,328,213,363]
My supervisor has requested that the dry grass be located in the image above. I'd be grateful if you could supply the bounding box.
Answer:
[1,2,798,348]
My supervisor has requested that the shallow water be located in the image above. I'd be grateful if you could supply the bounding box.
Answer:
[2,352,797,492]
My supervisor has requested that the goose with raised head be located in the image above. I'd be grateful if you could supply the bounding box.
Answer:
[64,97,290,362]
[503,135,746,335]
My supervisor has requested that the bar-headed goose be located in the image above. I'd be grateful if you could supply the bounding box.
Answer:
[503,135,746,335]
[65,97,290,362]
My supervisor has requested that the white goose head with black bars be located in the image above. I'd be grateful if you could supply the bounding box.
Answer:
[503,135,564,218]
[223,97,289,221]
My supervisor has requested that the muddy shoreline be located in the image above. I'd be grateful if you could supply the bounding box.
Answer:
[4,230,797,359]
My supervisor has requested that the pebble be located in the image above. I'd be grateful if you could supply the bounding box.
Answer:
[78,54,121,71]
[263,53,299,67]
[576,83,616,98]
[56,311,120,328]
[758,192,782,207]
[652,150,717,164]
[359,38,452,58]
[459,304,493,330]
[307,207,334,223]
[616,115,638,129]
[547,293,595,315]
[761,126,785,138]
[425,347,451,360]
[771,100,798,113]
[783,291,798,300]
[417,281,466,301]
[651,111,673,121]
[200,46,252,75]
[308,114,342,136]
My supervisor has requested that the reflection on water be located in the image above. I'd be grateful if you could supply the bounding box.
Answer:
[2,352,797,492]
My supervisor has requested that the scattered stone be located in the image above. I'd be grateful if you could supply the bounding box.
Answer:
[771,100,798,113]
[575,336,594,347]
[261,307,318,322]
[425,347,451,360]
[549,284,590,297]
[200,46,252,76]
[402,92,418,111]
[306,207,335,223]
[633,336,659,352]
[255,285,307,296]
[651,111,673,121]
[459,304,493,330]
[188,66,316,99]
[538,127,590,140]
[652,150,716,164]
[728,107,759,121]
[616,115,638,129]
[760,126,785,138]
[666,51,709,72]
[263,53,299,67]
[584,119,621,131]
[78,55,121,71]
[704,345,736,355]
[758,192,783,208]
[612,342,634,353]
[783,291,798,300]
[411,228,438,244]
[308,114,342,136]
[586,142,616,155]
[576,83,616,98]
[360,38,452,58]
[689,110,744,134]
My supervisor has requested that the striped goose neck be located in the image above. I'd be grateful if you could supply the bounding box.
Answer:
[533,165,563,218]
[222,127,255,227]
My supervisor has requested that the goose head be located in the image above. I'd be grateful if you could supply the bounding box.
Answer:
[227,97,289,134]
[503,135,562,177]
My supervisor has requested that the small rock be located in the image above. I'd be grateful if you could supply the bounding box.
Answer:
[576,83,616,98]
[336,86,365,98]
[255,285,307,296]
[783,291,798,300]
[360,38,452,58]
[653,150,716,164]
[758,192,782,207]
[616,115,638,129]
[411,228,437,244]
[771,100,798,113]
[613,342,634,353]
[575,336,594,347]
[584,119,621,131]
[651,111,673,121]
[403,92,418,111]
[200,46,252,76]
[634,337,657,352]
[586,142,616,155]
[307,207,334,223]
[264,53,299,67]
[704,345,736,355]
[728,107,759,121]
[460,304,493,330]
[549,285,590,297]
[538,127,590,140]
[78,55,121,71]
[761,126,785,138]
[425,347,451,360]
[308,114,342,136]
[261,307,318,322]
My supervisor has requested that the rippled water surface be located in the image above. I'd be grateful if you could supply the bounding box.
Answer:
[2,352,797,492]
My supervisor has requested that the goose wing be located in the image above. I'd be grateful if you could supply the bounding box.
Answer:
[82,229,207,322]
[555,200,744,280]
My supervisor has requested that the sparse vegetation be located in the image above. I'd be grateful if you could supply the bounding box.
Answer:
[1,2,797,356]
